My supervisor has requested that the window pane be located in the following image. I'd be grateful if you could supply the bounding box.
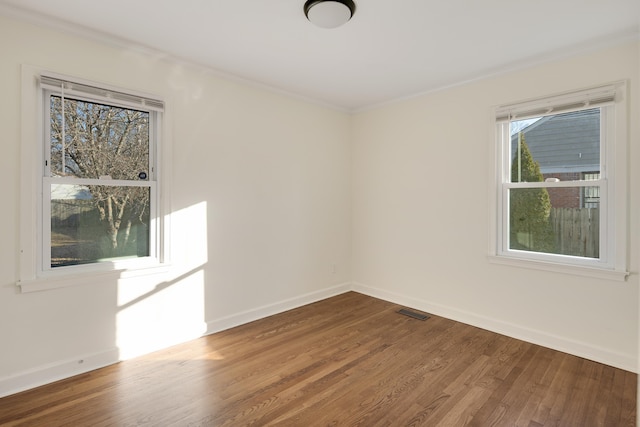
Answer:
[510,109,600,183]
[509,187,599,258]
[582,173,600,208]
[51,184,150,267]
[50,95,150,181]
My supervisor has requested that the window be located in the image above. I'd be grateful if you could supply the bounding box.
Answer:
[492,83,628,279]
[18,68,169,290]
[582,173,600,208]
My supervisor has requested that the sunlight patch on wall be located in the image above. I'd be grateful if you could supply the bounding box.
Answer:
[115,201,209,360]
[116,270,207,360]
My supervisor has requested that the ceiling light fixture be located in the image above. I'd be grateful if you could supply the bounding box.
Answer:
[304,0,356,29]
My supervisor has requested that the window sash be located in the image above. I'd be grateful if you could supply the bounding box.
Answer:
[43,180,159,272]
[499,180,608,266]
[44,89,158,182]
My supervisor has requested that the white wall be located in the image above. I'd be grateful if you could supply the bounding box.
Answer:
[0,14,352,396]
[352,41,640,371]
[637,33,640,427]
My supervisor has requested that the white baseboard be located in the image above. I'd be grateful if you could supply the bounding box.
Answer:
[0,347,120,399]
[3,279,631,399]
[206,282,352,334]
[0,283,353,399]
[352,282,637,373]
[0,283,352,399]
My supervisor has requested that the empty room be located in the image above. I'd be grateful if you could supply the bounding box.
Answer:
[0,0,639,425]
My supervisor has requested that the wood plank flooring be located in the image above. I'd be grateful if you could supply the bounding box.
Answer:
[0,292,636,426]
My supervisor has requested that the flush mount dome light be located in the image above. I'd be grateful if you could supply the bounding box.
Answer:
[304,0,356,29]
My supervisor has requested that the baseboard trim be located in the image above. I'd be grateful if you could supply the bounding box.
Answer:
[0,347,120,399]
[3,279,631,399]
[351,282,637,373]
[206,282,352,334]
[0,283,352,399]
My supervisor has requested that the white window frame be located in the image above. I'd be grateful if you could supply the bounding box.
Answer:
[489,82,628,281]
[18,66,171,292]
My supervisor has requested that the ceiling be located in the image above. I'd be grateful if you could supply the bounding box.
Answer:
[2,0,639,111]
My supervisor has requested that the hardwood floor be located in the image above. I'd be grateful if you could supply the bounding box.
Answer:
[0,292,636,426]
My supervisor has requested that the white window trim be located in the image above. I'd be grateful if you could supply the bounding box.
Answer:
[488,82,629,281]
[18,65,172,292]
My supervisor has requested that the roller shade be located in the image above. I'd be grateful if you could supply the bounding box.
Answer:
[40,74,164,112]
[496,83,620,122]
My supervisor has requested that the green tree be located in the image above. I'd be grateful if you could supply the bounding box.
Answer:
[510,133,555,252]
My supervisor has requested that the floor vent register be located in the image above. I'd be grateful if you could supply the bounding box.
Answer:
[397,308,430,321]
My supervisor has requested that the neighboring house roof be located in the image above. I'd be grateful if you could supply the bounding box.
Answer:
[511,108,600,174]
[51,183,92,200]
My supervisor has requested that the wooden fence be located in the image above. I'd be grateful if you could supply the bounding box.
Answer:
[51,199,96,229]
[549,207,599,258]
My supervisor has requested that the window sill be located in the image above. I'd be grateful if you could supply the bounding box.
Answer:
[487,255,629,282]
[17,263,172,293]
